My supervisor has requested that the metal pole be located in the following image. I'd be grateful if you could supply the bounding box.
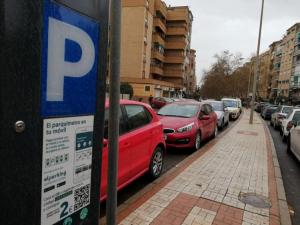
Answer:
[250,0,264,124]
[107,0,121,224]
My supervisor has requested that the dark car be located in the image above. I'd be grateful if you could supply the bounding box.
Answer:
[255,102,268,113]
[261,106,277,120]
[151,97,174,109]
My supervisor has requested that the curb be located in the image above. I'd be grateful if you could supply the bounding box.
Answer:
[264,120,292,225]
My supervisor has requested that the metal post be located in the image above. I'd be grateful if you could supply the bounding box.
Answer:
[250,0,265,124]
[107,0,121,224]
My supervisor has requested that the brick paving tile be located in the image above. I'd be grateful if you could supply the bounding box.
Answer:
[114,111,287,225]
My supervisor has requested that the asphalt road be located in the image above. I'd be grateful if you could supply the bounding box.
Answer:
[268,122,300,225]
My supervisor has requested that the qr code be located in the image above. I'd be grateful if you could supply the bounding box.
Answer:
[74,184,90,211]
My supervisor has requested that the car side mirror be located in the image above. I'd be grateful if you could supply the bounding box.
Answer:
[103,139,108,148]
[224,107,228,112]
[200,115,210,120]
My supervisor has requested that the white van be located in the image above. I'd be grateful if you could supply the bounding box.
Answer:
[221,98,241,120]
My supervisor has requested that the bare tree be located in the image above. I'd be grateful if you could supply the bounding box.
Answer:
[199,51,250,100]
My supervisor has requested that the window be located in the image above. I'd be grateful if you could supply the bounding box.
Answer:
[145,86,150,92]
[125,105,152,130]
[103,108,127,139]
[283,107,293,114]
[201,104,210,115]
[292,111,300,121]
[206,104,213,114]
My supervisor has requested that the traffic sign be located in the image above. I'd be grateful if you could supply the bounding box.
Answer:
[41,0,100,117]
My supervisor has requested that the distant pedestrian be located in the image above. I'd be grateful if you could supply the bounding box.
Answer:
[148,95,153,105]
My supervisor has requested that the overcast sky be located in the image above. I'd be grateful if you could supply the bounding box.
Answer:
[163,0,300,83]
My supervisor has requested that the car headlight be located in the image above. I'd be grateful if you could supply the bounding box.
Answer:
[177,122,194,133]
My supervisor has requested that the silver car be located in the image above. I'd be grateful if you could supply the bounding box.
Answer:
[204,100,230,130]
[287,121,300,161]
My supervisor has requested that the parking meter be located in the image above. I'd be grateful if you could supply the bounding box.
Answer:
[0,0,109,224]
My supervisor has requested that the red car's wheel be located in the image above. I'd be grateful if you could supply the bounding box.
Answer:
[194,132,201,150]
[149,147,164,179]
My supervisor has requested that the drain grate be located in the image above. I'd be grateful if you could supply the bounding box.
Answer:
[238,193,271,208]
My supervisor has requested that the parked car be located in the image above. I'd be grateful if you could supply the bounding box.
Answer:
[100,100,166,201]
[237,98,242,113]
[270,105,293,129]
[255,102,268,113]
[222,98,240,120]
[260,103,273,116]
[281,108,300,142]
[261,105,277,120]
[287,121,300,161]
[157,102,218,150]
[204,100,230,130]
[151,97,174,109]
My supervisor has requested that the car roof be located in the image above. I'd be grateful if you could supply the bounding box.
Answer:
[203,100,222,104]
[105,99,151,108]
[169,101,202,106]
[222,98,238,101]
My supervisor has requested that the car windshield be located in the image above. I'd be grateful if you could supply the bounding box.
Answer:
[268,107,277,112]
[165,98,174,103]
[157,104,199,118]
[283,107,293,114]
[207,102,223,111]
[223,100,238,108]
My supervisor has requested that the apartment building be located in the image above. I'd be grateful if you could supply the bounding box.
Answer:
[290,24,300,102]
[256,50,272,99]
[186,49,197,95]
[120,0,194,100]
[277,24,298,99]
[268,40,282,100]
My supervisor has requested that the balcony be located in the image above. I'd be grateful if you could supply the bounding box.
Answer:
[150,65,164,76]
[153,17,166,33]
[164,55,185,64]
[165,41,186,50]
[291,82,300,89]
[152,33,165,46]
[294,48,300,56]
[167,10,189,23]
[151,50,164,62]
[293,60,300,67]
[155,0,167,18]
[166,27,187,36]
[163,68,184,78]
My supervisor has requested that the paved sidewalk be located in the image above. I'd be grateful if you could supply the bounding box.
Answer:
[104,110,290,225]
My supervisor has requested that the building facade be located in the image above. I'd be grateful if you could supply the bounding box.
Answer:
[268,40,282,100]
[186,49,196,95]
[246,23,300,104]
[120,0,195,100]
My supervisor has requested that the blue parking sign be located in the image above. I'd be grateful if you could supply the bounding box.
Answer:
[41,0,100,117]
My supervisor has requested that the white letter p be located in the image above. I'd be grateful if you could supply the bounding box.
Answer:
[46,17,95,101]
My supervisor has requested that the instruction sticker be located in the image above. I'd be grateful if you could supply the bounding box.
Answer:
[41,116,94,225]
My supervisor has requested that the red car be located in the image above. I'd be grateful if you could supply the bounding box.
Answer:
[157,102,218,150]
[151,97,174,109]
[100,100,166,201]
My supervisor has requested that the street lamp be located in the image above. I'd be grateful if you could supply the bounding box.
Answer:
[250,0,265,124]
